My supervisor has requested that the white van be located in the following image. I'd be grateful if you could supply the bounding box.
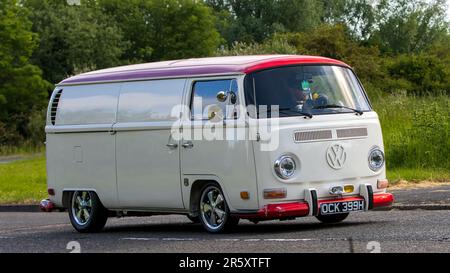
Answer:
[42,55,394,233]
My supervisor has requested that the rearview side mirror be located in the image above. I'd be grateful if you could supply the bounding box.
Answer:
[216,91,237,104]
[216,91,227,102]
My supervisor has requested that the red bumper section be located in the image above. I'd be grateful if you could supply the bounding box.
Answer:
[373,193,395,208]
[238,193,394,220]
[40,199,56,212]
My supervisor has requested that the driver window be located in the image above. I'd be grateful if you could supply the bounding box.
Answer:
[190,79,237,121]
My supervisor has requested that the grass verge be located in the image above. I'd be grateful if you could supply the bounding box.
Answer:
[0,144,45,157]
[0,155,47,204]
[387,168,450,184]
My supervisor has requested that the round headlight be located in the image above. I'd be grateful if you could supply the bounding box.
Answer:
[368,148,385,171]
[274,155,296,179]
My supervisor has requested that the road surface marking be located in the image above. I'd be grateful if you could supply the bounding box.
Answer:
[264,238,316,242]
[162,238,195,241]
[120,237,324,242]
[120,237,159,241]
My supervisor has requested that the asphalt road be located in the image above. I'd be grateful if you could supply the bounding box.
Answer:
[392,185,450,205]
[0,210,449,253]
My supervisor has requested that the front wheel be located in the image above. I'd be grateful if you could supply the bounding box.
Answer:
[198,184,239,233]
[68,191,108,233]
[316,213,349,223]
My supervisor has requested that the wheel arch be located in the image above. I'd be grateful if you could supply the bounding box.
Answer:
[62,189,105,209]
[188,179,233,216]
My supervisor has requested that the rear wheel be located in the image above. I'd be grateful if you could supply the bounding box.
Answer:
[68,191,108,233]
[198,184,239,233]
[316,213,349,223]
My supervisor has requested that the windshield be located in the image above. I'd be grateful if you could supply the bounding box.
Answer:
[244,65,371,118]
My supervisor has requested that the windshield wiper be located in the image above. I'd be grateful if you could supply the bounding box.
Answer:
[278,107,313,119]
[313,104,363,115]
[256,107,313,119]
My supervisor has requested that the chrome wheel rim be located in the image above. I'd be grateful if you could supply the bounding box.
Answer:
[200,187,227,230]
[71,191,93,226]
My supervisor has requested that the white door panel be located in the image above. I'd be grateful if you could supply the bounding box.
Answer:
[180,125,258,211]
[116,128,183,208]
[180,77,258,211]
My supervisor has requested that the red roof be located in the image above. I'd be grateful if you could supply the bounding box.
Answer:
[58,55,350,85]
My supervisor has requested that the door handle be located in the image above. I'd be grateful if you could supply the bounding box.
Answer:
[109,122,117,135]
[166,143,178,149]
[182,141,194,149]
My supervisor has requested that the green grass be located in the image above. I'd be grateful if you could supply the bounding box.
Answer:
[0,143,45,157]
[0,155,47,204]
[387,168,450,183]
[372,93,449,171]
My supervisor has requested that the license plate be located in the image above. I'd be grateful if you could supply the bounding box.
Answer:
[320,200,365,215]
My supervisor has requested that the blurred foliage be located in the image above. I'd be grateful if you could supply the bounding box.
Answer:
[0,0,50,145]
[99,0,221,63]
[216,37,297,56]
[369,0,449,54]
[206,0,324,43]
[386,52,450,95]
[27,108,46,145]
[23,0,127,84]
[0,0,449,174]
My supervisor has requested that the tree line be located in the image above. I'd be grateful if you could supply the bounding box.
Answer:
[0,0,449,146]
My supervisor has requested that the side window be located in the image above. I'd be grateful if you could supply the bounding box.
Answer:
[57,84,120,125]
[190,79,237,121]
[118,79,185,123]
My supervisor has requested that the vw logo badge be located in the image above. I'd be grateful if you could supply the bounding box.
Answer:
[326,144,347,169]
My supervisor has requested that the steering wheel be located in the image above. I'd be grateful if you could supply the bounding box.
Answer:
[314,94,329,107]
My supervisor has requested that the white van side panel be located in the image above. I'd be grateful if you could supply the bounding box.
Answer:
[115,79,186,209]
[46,132,118,207]
[46,83,120,208]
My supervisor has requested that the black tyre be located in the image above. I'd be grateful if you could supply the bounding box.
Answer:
[68,191,108,233]
[316,213,349,223]
[198,184,239,233]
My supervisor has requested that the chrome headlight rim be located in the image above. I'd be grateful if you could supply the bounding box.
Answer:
[368,146,385,171]
[274,155,297,179]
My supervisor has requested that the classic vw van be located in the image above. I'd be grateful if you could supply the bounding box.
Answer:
[42,55,394,233]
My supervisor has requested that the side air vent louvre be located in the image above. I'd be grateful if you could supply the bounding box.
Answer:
[294,130,333,142]
[337,128,368,138]
[50,89,63,125]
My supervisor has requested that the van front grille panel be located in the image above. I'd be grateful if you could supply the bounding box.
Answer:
[294,130,333,142]
[336,128,368,138]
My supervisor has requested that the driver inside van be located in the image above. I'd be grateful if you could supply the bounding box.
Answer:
[286,73,332,112]
[285,74,308,105]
